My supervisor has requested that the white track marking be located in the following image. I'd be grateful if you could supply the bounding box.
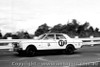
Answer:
[17,58,28,61]
[63,55,80,57]
[36,57,49,61]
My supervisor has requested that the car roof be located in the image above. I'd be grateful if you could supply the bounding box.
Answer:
[45,33,70,37]
[45,33,64,35]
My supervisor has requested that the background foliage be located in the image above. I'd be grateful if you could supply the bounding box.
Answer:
[35,19,100,38]
[0,19,100,39]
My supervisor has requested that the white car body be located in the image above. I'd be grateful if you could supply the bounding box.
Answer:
[13,33,82,56]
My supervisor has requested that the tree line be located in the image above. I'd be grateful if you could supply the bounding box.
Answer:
[0,19,99,39]
[35,19,100,38]
[0,31,34,39]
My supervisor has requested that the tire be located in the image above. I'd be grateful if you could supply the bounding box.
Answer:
[18,51,25,56]
[26,46,36,57]
[65,45,75,54]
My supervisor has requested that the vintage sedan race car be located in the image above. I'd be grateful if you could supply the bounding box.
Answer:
[13,33,82,56]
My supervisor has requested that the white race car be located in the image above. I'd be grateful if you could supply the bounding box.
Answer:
[13,33,82,56]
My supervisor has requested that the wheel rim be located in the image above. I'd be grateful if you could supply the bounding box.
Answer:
[66,46,74,54]
[29,50,35,55]
[69,47,73,53]
[28,48,35,56]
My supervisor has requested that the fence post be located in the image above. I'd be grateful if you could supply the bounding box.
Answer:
[90,36,94,46]
[7,37,13,51]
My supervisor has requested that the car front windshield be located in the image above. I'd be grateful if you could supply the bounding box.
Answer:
[37,34,46,40]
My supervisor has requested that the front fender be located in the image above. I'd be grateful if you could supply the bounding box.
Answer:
[19,42,38,50]
[19,42,30,50]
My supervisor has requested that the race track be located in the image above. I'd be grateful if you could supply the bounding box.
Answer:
[0,45,100,67]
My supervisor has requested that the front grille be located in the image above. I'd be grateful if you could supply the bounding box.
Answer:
[13,43,19,48]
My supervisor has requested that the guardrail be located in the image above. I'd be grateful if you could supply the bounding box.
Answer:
[0,36,100,50]
[0,37,33,50]
[74,36,100,46]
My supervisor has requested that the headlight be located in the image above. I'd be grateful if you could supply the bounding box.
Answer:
[13,42,20,48]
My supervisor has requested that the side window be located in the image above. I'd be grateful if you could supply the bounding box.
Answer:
[44,34,55,40]
[56,34,66,40]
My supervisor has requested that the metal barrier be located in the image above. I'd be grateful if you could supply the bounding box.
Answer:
[0,37,32,50]
[0,36,100,50]
[75,36,100,46]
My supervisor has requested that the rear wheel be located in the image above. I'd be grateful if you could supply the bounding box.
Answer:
[65,45,75,54]
[26,46,36,57]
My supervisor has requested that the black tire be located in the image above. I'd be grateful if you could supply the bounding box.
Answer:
[26,46,36,57]
[18,51,25,56]
[65,45,75,54]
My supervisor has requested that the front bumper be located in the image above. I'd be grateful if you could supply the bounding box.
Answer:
[14,48,23,52]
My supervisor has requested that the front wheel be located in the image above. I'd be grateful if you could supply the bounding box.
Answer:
[65,45,75,54]
[18,51,25,56]
[26,47,36,57]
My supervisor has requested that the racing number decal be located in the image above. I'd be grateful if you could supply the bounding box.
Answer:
[58,40,67,46]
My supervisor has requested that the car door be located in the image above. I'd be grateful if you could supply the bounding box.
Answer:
[55,34,67,49]
[41,34,57,50]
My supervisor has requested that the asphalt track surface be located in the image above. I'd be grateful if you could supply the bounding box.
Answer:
[0,45,100,67]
